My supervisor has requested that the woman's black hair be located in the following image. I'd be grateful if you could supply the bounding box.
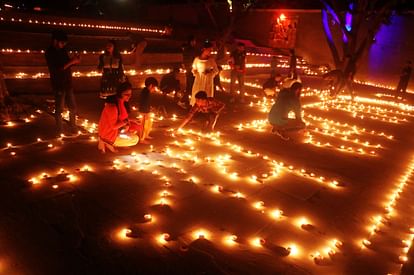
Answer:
[145,77,158,88]
[105,82,132,113]
[290,82,303,92]
[105,39,121,57]
[104,95,117,104]
[203,40,212,49]
[195,91,207,99]
[117,81,132,95]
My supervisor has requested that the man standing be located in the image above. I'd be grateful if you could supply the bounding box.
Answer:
[180,35,198,108]
[396,60,412,99]
[229,42,246,103]
[45,30,80,134]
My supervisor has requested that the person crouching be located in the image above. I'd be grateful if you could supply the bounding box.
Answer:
[98,82,141,153]
[262,73,283,98]
[160,67,181,101]
[268,82,305,140]
[177,90,224,131]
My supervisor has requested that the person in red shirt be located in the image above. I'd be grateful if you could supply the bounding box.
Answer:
[98,82,141,153]
[177,90,225,131]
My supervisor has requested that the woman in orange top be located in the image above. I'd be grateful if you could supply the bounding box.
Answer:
[98,82,141,153]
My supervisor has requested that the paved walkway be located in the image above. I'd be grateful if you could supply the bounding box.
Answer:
[1,75,414,274]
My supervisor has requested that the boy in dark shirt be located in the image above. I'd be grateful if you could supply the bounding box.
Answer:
[268,82,305,140]
[138,77,158,143]
[45,30,80,134]
[177,91,225,131]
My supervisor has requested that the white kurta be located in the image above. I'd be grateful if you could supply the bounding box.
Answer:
[190,56,218,105]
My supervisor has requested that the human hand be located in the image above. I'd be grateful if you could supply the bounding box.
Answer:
[174,127,185,134]
[298,120,306,128]
[166,127,178,136]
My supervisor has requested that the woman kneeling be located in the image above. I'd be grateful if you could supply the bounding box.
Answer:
[98,82,141,152]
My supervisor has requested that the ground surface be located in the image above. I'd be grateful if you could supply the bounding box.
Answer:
[1,73,414,275]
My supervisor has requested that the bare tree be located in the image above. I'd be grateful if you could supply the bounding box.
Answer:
[320,0,407,97]
[203,0,258,59]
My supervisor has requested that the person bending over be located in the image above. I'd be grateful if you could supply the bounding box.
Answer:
[160,67,181,101]
[268,82,305,140]
[262,73,283,98]
[178,91,224,131]
[98,82,141,153]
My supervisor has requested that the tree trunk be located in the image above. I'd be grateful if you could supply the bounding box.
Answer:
[320,0,400,98]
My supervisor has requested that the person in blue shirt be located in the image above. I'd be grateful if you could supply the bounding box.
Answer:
[268,81,305,140]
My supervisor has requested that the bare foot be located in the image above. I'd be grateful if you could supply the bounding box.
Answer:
[140,139,150,144]
[105,142,118,152]
[98,139,106,153]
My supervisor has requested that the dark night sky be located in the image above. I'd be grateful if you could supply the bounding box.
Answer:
[1,0,411,19]
[0,0,322,21]
[1,0,323,12]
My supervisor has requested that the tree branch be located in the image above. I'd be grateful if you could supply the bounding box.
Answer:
[321,9,341,67]
[203,1,219,30]
[319,0,350,38]
[354,0,399,60]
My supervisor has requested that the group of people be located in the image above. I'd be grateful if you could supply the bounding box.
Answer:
[97,77,158,153]
[44,29,310,153]
[44,30,157,153]
[179,36,247,108]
